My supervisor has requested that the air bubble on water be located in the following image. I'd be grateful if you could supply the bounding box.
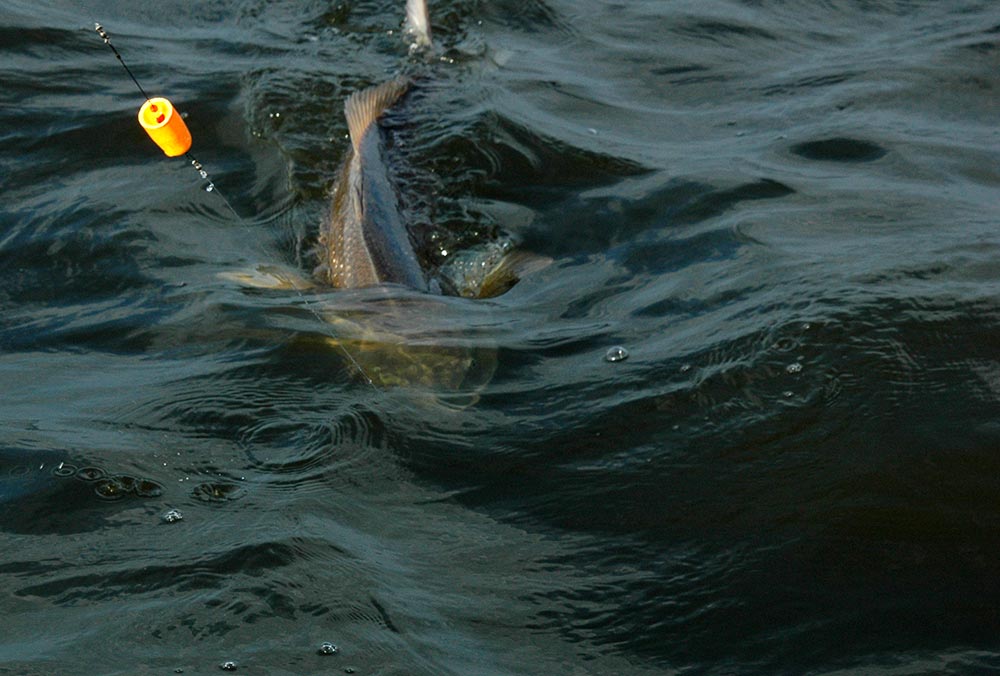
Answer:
[92,474,165,500]
[162,508,184,524]
[94,477,129,501]
[135,479,165,498]
[318,642,339,656]
[76,466,106,482]
[802,322,812,330]
[786,362,803,374]
[605,346,629,363]
[220,661,237,671]
[54,463,77,477]
[117,475,138,492]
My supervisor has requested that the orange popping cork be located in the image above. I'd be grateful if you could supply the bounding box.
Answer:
[137,97,192,157]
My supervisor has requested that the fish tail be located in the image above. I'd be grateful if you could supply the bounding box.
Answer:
[344,77,411,153]
[405,0,432,48]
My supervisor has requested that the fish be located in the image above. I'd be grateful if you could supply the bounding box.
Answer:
[221,0,548,398]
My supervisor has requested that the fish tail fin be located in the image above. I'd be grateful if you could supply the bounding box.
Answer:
[405,0,432,48]
[344,77,411,153]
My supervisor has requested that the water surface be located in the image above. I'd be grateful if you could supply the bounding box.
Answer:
[2,0,1000,673]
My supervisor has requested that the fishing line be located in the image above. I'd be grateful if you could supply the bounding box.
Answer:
[95,23,150,100]
[94,22,378,389]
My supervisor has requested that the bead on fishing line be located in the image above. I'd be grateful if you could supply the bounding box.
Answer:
[138,97,192,157]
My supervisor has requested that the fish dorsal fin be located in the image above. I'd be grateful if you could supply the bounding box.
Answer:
[405,0,432,48]
[344,77,410,153]
[218,264,315,290]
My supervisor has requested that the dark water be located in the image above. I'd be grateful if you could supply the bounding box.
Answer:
[2,0,1000,673]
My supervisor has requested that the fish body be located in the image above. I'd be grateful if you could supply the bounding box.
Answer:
[318,77,427,291]
[222,0,547,398]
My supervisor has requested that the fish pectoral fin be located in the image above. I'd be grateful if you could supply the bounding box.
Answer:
[217,264,315,291]
[477,250,553,299]
[344,77,410,153]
